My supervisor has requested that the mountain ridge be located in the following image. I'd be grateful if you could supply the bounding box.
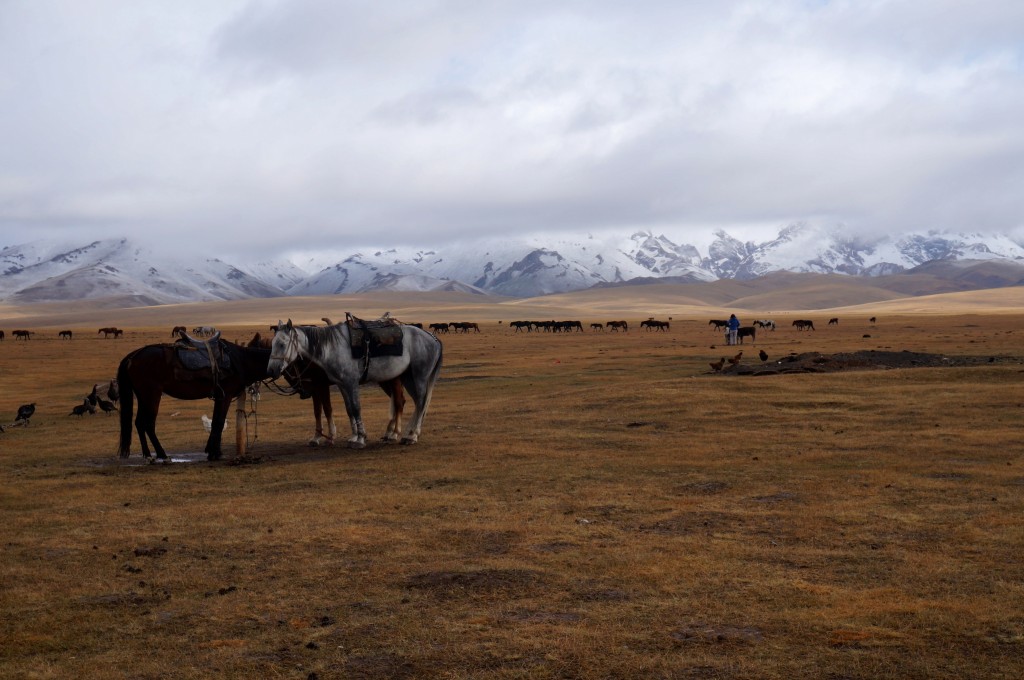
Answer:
[2,224,1023,306]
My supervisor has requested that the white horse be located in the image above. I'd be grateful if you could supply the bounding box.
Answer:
[267,319,443,448]
[753,319,776,331]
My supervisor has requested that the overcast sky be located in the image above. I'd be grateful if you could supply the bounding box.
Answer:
[2,0,1022,260]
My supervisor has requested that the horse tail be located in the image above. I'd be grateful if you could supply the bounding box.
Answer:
[117,354,134,456]
[426,333,444,394]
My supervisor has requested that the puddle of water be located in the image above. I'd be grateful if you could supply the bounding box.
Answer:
[85,451,210,467]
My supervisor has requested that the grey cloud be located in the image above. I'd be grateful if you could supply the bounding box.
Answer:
[1,1,1022,258]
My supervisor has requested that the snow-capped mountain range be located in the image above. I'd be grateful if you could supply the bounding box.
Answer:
[2,224,1023,305]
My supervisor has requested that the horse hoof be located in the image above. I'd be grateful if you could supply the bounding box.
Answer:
[399,437,417,445]
[348,440,366,450]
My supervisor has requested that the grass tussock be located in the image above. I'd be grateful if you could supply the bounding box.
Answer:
[1,311,1023,678]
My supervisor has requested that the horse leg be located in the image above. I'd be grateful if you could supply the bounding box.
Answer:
[205,395,229,461]
[398,371,434,445]
[308,386,336,447]
[379,378,405,443]
[136,391,166,460]
[336,383,367,449]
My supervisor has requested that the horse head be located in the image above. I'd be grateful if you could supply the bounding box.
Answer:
[267,319,300,380]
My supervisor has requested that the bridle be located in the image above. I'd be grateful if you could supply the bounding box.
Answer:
[269,326,300,366]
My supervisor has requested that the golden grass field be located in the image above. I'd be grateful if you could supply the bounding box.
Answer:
[1,286,1023,679]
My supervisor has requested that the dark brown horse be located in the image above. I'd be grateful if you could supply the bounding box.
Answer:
[117,339,271,460]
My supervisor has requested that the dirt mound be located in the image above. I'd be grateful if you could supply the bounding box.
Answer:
[722,350,1016,376]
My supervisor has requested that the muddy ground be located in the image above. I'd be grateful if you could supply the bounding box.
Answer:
[718,349,1023,375]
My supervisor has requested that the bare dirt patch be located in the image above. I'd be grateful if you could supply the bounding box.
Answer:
[721,350,1020,375]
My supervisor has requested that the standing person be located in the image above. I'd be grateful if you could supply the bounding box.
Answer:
[727,314,741,346]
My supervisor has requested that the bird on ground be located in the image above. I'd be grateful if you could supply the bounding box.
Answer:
[759,350,768,362]
[69,402,90,417]
[106,379,119,403]
[86,383,99,406]
[98,398,118,415]
[15,403,35,423]
[709,357,725,372]
[728,351,743,366]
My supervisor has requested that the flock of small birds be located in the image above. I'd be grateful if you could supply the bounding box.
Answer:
[1,382,119,432]
[69,380,119,417]
[710,349,770,372]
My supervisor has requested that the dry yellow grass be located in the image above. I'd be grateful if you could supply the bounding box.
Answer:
[1,292,1023,679]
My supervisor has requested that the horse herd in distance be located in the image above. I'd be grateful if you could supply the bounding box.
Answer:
[0,327,126,341]
[0,316,879,343]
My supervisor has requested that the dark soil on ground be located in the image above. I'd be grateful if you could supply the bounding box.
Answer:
[718,350,1020,376]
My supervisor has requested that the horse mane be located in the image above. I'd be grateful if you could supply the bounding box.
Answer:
[299,323,346,360]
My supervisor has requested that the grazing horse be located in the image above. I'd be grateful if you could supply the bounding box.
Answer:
[267,319,442,448]
[13,330,32,340]
[118,337,272,460]
[192,326,217,337]
[792,319,815,331]
[640,320,670,331]
[59,330,73,340]
[555,320,583,332]
[828,318,839,325]
[869,316,877,324]
[98,327,121,338]
[736,326,756,344]
[709,319,728,331]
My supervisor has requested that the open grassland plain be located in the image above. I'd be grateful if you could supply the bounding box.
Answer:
[1,298,1023,679]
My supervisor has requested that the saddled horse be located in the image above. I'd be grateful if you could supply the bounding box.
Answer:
[117,335,271,460]
[267,319,443,448]
[709,319,728,331]
[250,327,407,447]
[641,319,670,331]
[59,330,73,340]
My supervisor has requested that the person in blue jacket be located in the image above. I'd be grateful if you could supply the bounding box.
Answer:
[727,314,741,346]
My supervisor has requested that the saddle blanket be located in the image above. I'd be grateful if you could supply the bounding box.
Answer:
[170,338,232,375]
[347,313,404,360]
